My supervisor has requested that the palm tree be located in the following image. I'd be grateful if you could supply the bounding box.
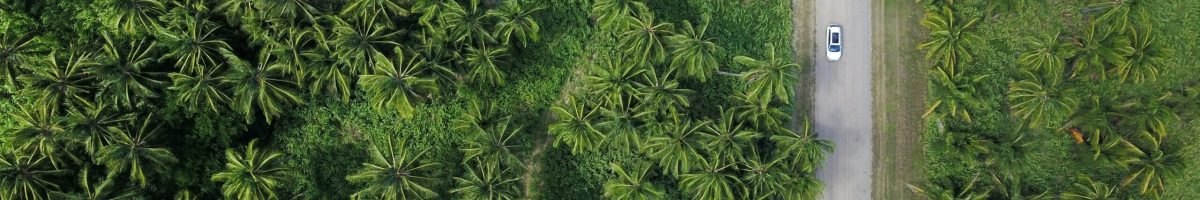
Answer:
[410,29,461,84]
[464,46,509,86]
[9,104,69,167]
[441,0,493,47]
[1113,26,1172,84]
[1120,132,1184,196]
[735,43,801,103]
[677,158,741,200]
[358,47,442,118]
[211,139,290,200]
[64,103,132,156]
[777,167,823,200]
[262,28,313,82]
[585,54,644,107]
[95,113,178,188]
[596,99,647,151]
[94,34,165,109]
[603,162,664,200]
[1081,128,1141,168]
[488,1,543,48]
[923,68,987,123]
[731,91,788,130]
[1061,175,1117,200]
[18,50,98,112]
[215,0,256,25]
[157,14,233,75]
[700,109,760,165]
[932,128,994,166]
[917,6,982,76]
[340,0,408,26]
[667,17,719,82]
[1007,70,1077,129]
[740,153,789,200]
[989,175,1049,200]
[642,119,708,176]
[303,31,356,102]
[1089,0,1148,31]
[225,52,303,124]
[331,16,401,75]
[589,0,647,31]
[168,66,231,114]
[346,137,440,200]
[0,29,39,89]
[634,68,692,118]
[1018,32,1076,75]
[451,162,521,200]
[461,119,523,167]
[102,0,165,35]
[48,167,140,200]
[412,0,455,28]
[617,11,673,65]
[741,151,824,200]
[452,99,512,136]
[907,174,992,200]
[549,96,604,154]
[1070,24,1132,80]
[0,150,70,200]
[770,117,834,173]
[1116,93,1178,142]
[254,0,319,23]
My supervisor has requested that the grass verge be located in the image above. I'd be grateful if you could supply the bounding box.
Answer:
[871,0,926,199]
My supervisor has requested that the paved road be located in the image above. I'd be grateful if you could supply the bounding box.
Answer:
[809,0,874,199]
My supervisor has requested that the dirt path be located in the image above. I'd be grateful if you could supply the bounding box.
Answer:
[521,134,552,199]
[802,0,876,199]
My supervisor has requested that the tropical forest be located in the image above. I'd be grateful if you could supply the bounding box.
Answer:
[3,0,1199,199]
[0,0,822,199]
[913,0,1200,199]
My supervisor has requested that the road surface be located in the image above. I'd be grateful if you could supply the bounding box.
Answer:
[808,0,874,199]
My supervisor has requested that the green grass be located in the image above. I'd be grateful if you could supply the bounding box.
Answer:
[871,0,927,198]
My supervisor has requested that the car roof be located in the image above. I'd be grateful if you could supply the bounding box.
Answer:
[828,25,841,32]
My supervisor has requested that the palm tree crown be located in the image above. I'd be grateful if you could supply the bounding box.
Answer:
[211,139,290,200]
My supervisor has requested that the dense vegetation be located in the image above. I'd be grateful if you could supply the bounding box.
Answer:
[0,0,820,199]
[914,0,1199,199]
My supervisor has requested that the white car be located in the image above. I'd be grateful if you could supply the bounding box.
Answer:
[826,24,842,61]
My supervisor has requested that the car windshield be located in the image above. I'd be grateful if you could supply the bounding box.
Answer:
[830,45,841,52]
[832,33,840,43]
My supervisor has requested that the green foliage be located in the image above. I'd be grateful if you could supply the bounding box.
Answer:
[211,139,289,200]
[919,0,1200,199]
[734,43,800,104]
[358,47,442,118]
[549,97,604,155]
[346,137,440,200]
[0,149,70,200]
[226,52,304,124]
[917,6,982,76]
[451,162,520,200]
[0,0,812,199]
[667,16,719,83]
[617,10,673,66]
[464,46,509,86]
[642,119,708,176]
[488,1,543,48]
[602,162,664,200]
[95,113,178,188]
